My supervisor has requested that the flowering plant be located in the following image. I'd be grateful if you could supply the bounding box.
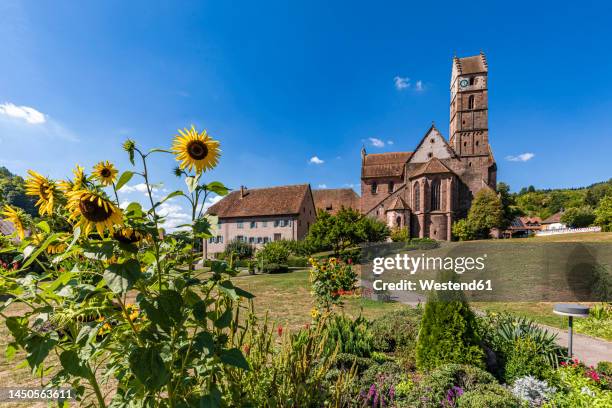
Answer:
[308,256,357,313]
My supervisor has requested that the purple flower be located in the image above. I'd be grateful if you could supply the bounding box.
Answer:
[367,384,376,399]
[389,385,395,402]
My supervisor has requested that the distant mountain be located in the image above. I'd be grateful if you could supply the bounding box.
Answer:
[0,167,38,216]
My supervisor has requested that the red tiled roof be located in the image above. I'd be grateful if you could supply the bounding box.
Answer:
[207,184,311,218]
[455,53,488,74]
[312,188,359,215]
[542,212,563,224]
[387,196,409,211]
[362,152,412,178]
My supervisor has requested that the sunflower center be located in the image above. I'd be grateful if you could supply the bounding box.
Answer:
[187,140,208,160]
[101,168,111,178]
[79,198,113,222]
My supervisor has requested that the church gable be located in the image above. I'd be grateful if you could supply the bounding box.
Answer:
[408,125,456,164]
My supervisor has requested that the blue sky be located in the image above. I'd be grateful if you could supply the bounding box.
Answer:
[1,0,612,226]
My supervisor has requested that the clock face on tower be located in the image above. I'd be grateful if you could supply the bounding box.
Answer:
[459,79,469,88]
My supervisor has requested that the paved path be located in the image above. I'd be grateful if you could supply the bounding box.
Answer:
[360,279,612,366]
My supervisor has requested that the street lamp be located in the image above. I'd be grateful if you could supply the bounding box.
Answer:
[553,304,590,358]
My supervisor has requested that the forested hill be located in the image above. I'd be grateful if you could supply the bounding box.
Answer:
[0,166,37,216]
[509,179,612,220]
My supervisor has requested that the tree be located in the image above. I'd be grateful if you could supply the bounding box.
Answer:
[560,206,595,228]
[224,238,254,260]
[306,208,389,254]
[594,195,612,232]
[0,167,37,216]
[466,189,504,239]
[451,219,475,241]
[497,182,522,228]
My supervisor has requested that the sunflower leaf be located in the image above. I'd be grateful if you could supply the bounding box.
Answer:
[22,233,61,268]
[204,182,229,196]
[160,190,184,205]
[115,171,134,191]
[103,259,142,294]
[147,148,172,155]
[36,221,50,234]
[185,175,201,193]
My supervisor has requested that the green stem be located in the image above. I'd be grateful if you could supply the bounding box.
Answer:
[88,370,106,408]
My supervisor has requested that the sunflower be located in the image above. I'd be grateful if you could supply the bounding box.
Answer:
[92,161,118,186]
[171,125,220,173]
[113,227,148,244]
[66,189,123,236]
[59,165,87,192]
[25,170,60,216]
[1,205,28,240]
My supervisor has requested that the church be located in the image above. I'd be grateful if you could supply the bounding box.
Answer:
[360,53,497,240]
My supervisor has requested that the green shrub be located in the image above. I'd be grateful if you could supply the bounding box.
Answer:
[224,238,255,259]
[406,237,440,249]
[334,353,375,374]
[456,383,521,408]
[597,361,612,376]
[261,263,289,274]
[390,227,410,242]
[503,337,552,384]
[323,315,373,357]
[549,365,612,407]
[404,364,496,407]
[256,241,290,265]
[358,361,405,394]
[416,288,484,370]
[371,307,422,353]
[286,255,308,268]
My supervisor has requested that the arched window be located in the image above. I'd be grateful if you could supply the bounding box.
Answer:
[414,183,420,211]
[468,95,475,110]
[430,179,441,211]
[371,182,378,194]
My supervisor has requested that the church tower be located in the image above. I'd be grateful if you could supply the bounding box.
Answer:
[449,52,489,157]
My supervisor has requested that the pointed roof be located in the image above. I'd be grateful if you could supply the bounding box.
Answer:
[408,124,457,163]
[454,52,488,75]
[361,152,412,178]
[409,158,454,178]
[386,196,409,212]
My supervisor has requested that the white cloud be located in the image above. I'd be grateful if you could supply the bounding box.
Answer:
[158,202,192,231]
[309,156,324,165]
[415,80,424,91]
[202,195,223,212]
[394,76,410,90]
[317,184,327,189]
[119,183,151,194]
[505,152,535,162]
[387,140,394,145]
[368,137,385,148]
[0,102,46,124]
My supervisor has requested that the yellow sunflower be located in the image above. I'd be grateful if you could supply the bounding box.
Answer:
[59,165,87,192]
[171,125,220,173]
[92,161,118,186]
[112,227,148,244]
[25,170,60,216]
[66,189,123,236]
[1,205,28,240]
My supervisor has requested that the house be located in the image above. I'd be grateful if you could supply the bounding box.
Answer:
[360,53,497,240]
[541,212,566,230]
[204,184,316,258]
[312,188,360,215]
[504,216,542,238]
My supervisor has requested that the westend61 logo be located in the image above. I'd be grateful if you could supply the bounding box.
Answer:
[371,253,488,275]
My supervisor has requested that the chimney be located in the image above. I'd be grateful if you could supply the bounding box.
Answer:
[240,185,247,198]
[361,146,367,161]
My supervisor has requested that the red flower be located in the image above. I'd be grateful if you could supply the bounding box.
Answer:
[277,325,283,337]
[348,259,353,264]
[243,344,251,355]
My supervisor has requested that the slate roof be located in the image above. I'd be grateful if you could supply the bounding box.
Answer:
[361,152,412,178]
[408,158,454,178]
[0,219,15,236]
[312,188,360,215]
[206,184,311,218]
[454,53,488,74]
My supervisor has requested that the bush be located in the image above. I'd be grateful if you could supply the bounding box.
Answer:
[416,286,484,371]
[224,238,255,260]
[503,337,552,383]
[261,263,289,274]
[561,206,596,228]
[358,361,405,404]
[597,361,612,376]
[390,227,410,242]
[256,241,290,265]
[286,255,308,268]
[549,364,612,407]
[404,364,496,407]
[309,257,357,312]
[452,218,475,241]
[323,315,373,357]
[456,383,521,408]
[510,375,556,407]
[371,307,422,353]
